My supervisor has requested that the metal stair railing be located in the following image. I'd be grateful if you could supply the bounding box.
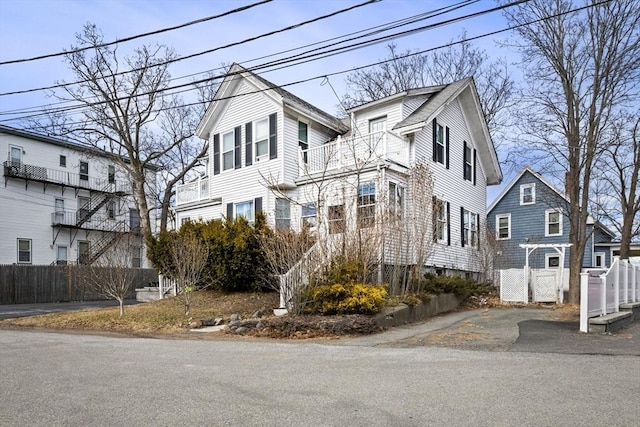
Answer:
[85,220,128,264]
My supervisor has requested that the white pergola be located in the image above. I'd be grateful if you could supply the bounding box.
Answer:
[520,243,573,304]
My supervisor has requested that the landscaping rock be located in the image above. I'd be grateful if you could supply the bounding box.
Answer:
[214,317,224,326]
[229,320,241,328]
[251,310,264,319]
[235,327,248,334]
[229,313,241,322]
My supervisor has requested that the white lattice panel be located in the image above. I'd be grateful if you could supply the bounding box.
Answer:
[500,269,527,303]
[531,269,559,302]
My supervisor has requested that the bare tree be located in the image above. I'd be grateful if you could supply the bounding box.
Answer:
[82,236,139,316]
[503,0,640,303]
[39,24,205,239]
[341,37,513,137]
[592,115,640,257]
[168,230,209,315]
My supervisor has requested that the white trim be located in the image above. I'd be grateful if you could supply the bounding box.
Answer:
[520,183,536,205]
[545,253,561,269]
[496,213,511,240]
[594,252,605,268]
[221,130,235,171]
[545,208,563,237]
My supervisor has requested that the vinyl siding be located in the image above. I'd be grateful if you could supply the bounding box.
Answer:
[1,131,152,267]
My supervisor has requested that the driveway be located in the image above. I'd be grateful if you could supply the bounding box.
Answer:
[339,307,640,356]
[0,299,140,320]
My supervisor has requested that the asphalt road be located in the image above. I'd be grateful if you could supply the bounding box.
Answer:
[0,300,140,320]
[1,329,639,426]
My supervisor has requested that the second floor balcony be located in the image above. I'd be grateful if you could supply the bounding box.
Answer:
[175,176,209,206]
[3,160,131,194]
[300,130,409,176]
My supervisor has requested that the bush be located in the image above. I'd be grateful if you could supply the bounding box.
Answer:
[415,273,495,299]
[147,214,270,292]
[302,282,388,315]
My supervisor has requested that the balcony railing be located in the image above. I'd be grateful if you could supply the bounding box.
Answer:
[51,210,131,232]
[175,176,209,206]
[299,130,409,176]
[4,160,131,193]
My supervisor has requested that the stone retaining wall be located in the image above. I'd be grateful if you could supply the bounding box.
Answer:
[374,293,462,328]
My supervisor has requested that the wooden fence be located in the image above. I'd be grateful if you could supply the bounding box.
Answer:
[0,264,158,304]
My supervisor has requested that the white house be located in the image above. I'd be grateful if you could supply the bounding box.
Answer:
[174,64,502,278]
[1,125,156,267]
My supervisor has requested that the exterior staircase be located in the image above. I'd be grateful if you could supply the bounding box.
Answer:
[85,220,128,264]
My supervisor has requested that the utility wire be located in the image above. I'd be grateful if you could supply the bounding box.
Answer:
[0,0,273,66]
[0,0,475,116]
[0,0,379,97]
[1,0,603,126]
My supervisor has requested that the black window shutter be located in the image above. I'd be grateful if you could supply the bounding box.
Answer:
[476,213,480,248]
[226,202,233,220]
[254,197,262,215]
[245,122,253,166]
[432,118,437,162]
[460,206,465,247]
[463,141,468,179]
[446,202,451,246]
[445,126,450,169]
[432,195,438,242]
[269,113,277,160]
[473,148,477,185]
[213,134,220,175]
[234,126,242,169]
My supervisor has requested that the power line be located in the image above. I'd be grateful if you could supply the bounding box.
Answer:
[2,0,603,126]
[0,0,476,116]
[0,0,380,97]
[0,0,273,66]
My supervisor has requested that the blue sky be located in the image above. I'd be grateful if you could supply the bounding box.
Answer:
[0,0,516,200]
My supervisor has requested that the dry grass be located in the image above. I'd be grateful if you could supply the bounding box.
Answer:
[0,290,279,335]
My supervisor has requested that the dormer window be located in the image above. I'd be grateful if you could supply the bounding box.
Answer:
[520,183,535,205]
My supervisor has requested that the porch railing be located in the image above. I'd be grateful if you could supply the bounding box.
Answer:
[580,257,640,332]
[175,176,209,206]
[3,160,130,193]
[300,130,409,176]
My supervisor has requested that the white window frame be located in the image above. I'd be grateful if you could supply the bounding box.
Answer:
[59,155,66,168]
[17,238,31,264]
[496,213,511,240]
[301,203,317,228]
[520,183,536,205]
[78,241,90,265]
[435,198,448,243]
[594,252,605,268]
[235,200,255,224]
[181,217,191,225]
[222,130,235,171]
[254,117,269,162]
[275,198,291,230]
[56,246,68,265]
[435,123,445,165]
[9,145,22,165]
[388,182,404,220]
[463,210,478,248]
[357,182,376,228]
[545,208,563,236]
[298,120,308,164]
[546,253,560,269]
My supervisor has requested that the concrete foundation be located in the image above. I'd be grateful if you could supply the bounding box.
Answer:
[135,287,161,302]
[374,293,462,329]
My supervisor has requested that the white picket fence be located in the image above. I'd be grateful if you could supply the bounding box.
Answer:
[158,274,178,299]
[580,257,640,332]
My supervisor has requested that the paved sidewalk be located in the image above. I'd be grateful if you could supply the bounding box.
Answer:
[0,299,140,320]
[338,307,640,356]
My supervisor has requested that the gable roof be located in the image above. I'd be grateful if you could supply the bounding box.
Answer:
[487,166,566,213]
[345,86,445,113]
[196,64,348,138]
[377,78,501,185]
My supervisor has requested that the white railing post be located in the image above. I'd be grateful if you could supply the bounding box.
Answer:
[600,269,607,316]
[580,272,589,333]
[632,264,638,302]
[613,256,620,312]
[621,259,629,303]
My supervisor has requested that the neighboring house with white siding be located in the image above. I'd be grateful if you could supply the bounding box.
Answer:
[1,125,155,267]
[174,64,502,278]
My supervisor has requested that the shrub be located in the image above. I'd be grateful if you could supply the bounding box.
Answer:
[415,273,495,299]
[302,283,387,315]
